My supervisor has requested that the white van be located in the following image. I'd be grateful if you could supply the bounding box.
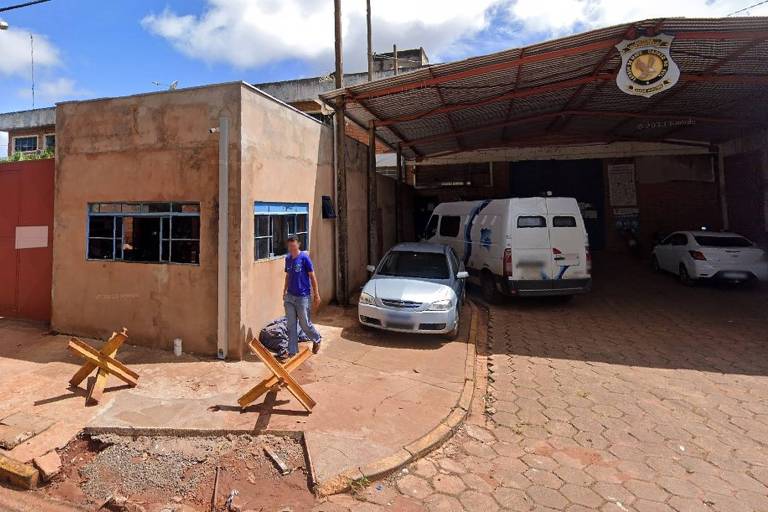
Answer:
[422,197,591,300]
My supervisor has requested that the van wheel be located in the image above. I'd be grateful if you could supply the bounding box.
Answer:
[651,255,661,273]
[481,273,499,303]
[679,264,695,286]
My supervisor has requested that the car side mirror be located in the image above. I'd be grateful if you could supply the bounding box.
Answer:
[457,271,469,279]
[366,265,376,273]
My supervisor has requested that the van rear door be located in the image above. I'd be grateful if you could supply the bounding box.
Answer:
[546,198,587,281]
[510,198,550,281]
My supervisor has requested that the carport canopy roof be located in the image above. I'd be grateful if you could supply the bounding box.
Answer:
[320,17,768,160]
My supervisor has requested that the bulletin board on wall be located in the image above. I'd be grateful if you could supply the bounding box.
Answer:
[608,163,640,233]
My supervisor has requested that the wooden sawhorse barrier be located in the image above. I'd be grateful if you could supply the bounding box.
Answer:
[67,328,139,405]
[237,339,316,413]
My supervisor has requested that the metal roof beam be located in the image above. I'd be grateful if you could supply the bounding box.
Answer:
[349,30,768,102]
[403,109,759,150]
[376,73,768,128]
[609,37,767,135]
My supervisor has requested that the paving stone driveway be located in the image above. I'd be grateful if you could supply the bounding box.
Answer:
[316,257,768,512]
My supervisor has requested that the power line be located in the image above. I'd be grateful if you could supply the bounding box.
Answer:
[727,0,768,16]
[0,0,52,14]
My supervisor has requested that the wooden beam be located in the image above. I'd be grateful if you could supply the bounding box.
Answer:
[67,338,139,387]
[69,329,127,387]
[237,347,312,408]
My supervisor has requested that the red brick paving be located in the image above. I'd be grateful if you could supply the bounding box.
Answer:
[314,257,768,511]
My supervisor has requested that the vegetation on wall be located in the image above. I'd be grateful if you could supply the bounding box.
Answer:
[0,148,54,163]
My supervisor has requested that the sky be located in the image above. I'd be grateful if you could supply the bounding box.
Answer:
[1,0,768,155]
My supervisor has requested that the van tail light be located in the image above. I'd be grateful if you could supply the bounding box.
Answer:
[689,250,707,261]
[552,247,562,255]
[503,248,512,277]
[586,247,592,274]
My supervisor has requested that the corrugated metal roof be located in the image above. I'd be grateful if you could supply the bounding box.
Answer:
[320,17,768,159]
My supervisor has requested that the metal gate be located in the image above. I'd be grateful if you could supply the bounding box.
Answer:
[0,159,55,322]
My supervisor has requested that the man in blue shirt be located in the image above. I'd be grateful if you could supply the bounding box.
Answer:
[283,236,322,358]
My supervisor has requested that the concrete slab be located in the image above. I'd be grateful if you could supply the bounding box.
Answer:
[0,305,470,488]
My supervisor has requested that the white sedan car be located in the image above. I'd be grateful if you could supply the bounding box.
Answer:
[652,231,768,285]
[358,243,467,338]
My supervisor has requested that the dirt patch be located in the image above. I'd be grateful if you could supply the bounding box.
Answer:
[40,432,315,511]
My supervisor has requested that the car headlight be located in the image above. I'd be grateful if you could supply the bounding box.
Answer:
[359,292,375,305]
[428,299,453,311]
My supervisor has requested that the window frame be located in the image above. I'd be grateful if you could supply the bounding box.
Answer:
[254,202,310,261]
[439,215,462,238]
[517,215,547,228]
[13,135,38,154]
[44,133,56,151]
[86,202,201,265]
[552,216,577,228]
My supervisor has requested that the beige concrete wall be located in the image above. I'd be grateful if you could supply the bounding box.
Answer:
[52,83,242,355]
[238,85,336,358]
[238,85,373,357]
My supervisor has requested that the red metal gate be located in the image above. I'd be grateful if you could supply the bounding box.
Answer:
[0,159,55,322]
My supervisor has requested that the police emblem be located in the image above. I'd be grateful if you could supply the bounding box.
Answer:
[615,34,680,98]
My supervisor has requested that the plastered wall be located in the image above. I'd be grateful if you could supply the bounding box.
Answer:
[52,83,241,354]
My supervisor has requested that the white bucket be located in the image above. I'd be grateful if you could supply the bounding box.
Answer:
[173,338,183,357]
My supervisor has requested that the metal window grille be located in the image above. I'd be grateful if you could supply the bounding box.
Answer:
[86,202,201,264]
[254,202,310,261]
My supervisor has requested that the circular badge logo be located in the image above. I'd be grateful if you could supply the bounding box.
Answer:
[625,49,669,86]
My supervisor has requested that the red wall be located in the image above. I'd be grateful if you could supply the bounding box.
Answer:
[0,159,55,322]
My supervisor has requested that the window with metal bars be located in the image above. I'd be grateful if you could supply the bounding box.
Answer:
[86,202,200,264]
[254,202,309,260]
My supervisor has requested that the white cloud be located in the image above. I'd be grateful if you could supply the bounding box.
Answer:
[16,77,89,104]
[509,0,768,36]
[141,0,500,71]
[0,27,59,77]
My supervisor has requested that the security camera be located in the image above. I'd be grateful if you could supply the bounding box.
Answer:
[0,20,9,30]
[209,127,220,134]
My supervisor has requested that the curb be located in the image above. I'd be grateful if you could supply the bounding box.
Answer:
[315,301,480,496]
[0,452,39,490]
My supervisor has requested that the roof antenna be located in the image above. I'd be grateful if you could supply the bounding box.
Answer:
[30,34,35,109]
[152,80,179,91]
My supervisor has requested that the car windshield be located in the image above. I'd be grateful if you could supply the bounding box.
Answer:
[694,235,752,248]
[378,250,450,279]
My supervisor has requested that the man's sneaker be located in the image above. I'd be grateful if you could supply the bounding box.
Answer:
[276,353,291,363]
[312,341,321,354]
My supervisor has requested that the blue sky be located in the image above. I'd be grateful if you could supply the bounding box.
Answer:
[1,0,766,154]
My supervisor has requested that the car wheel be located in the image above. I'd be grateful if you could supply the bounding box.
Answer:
[678,264,695,286]
[651,255,661,273]
[481,272,499,303]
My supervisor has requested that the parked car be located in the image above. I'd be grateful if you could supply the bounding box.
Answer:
[358,243,467,338]
[423,197,591,301]
[651,230,768,285]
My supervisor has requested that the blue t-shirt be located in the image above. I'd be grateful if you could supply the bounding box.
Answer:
[285,251,314,297]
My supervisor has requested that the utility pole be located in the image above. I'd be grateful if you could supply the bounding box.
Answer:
[334,0,349,306]
[366,0,373,81]
[393,44,398,75]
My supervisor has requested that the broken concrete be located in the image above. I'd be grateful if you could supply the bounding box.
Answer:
[0,411,55,449]
[33,450,62,482]
[0,303,472,500]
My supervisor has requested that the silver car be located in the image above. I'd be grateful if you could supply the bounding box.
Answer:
[358,243,468,338]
